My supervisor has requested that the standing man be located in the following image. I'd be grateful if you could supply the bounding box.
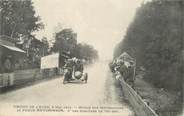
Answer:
[3,55,14,86]
[117,61,128,81]
[127,65,135,87]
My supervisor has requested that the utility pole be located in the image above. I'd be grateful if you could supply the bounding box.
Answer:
[0,8,3,35]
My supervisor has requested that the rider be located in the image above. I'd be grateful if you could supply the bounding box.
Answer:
[73,59,84,79]
[74,59,84,72]
[64,58,74,81]
[116,61,128,80]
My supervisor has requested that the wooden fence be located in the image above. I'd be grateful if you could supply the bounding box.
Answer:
[0,68,61,88]
[118,77,158,116]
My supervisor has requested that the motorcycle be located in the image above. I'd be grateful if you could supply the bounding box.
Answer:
[63,68,88,84]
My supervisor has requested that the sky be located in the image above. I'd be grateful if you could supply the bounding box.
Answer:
[32,0,145,60]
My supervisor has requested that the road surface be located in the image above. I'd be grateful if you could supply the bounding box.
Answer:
[0,61,134,116]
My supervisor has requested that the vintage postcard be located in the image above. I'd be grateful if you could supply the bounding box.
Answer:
[0,0,183,116]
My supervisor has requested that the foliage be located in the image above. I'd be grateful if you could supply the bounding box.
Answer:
[0,0,43,39]
[74,43,99,62]
[114,1,182,91]
[51,28,77,54]
[0,0,47,69]
[51,28,98,62]
[26,37,44,68]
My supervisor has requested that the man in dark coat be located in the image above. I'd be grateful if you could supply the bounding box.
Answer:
[63,59,74,82]
[74,59,84,73]
[117,61,128,80]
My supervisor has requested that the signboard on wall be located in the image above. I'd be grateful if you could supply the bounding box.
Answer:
[41,53,59,69]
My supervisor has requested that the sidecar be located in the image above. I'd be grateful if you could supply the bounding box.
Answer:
[63,71,88,84]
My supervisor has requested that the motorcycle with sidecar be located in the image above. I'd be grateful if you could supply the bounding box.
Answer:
[63,68,88,84]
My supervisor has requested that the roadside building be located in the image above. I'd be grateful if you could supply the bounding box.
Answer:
[0,35,26,73]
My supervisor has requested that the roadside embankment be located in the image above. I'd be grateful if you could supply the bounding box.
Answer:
[116,73,182,116]
[117,76,158,116]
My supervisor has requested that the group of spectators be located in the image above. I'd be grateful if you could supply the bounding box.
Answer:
[109,59,135,87]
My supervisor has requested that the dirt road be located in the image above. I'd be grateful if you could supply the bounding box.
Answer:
[0,61,134,116]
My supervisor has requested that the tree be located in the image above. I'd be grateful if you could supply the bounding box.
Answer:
[0,0,43,39]
[27,37,48,68]
[75,43,99,62]
[51,28,77,55]
[114,1,182,91]
[51,27,98,62]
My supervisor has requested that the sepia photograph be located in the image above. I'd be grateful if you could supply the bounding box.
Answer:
[0,0,183,116]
